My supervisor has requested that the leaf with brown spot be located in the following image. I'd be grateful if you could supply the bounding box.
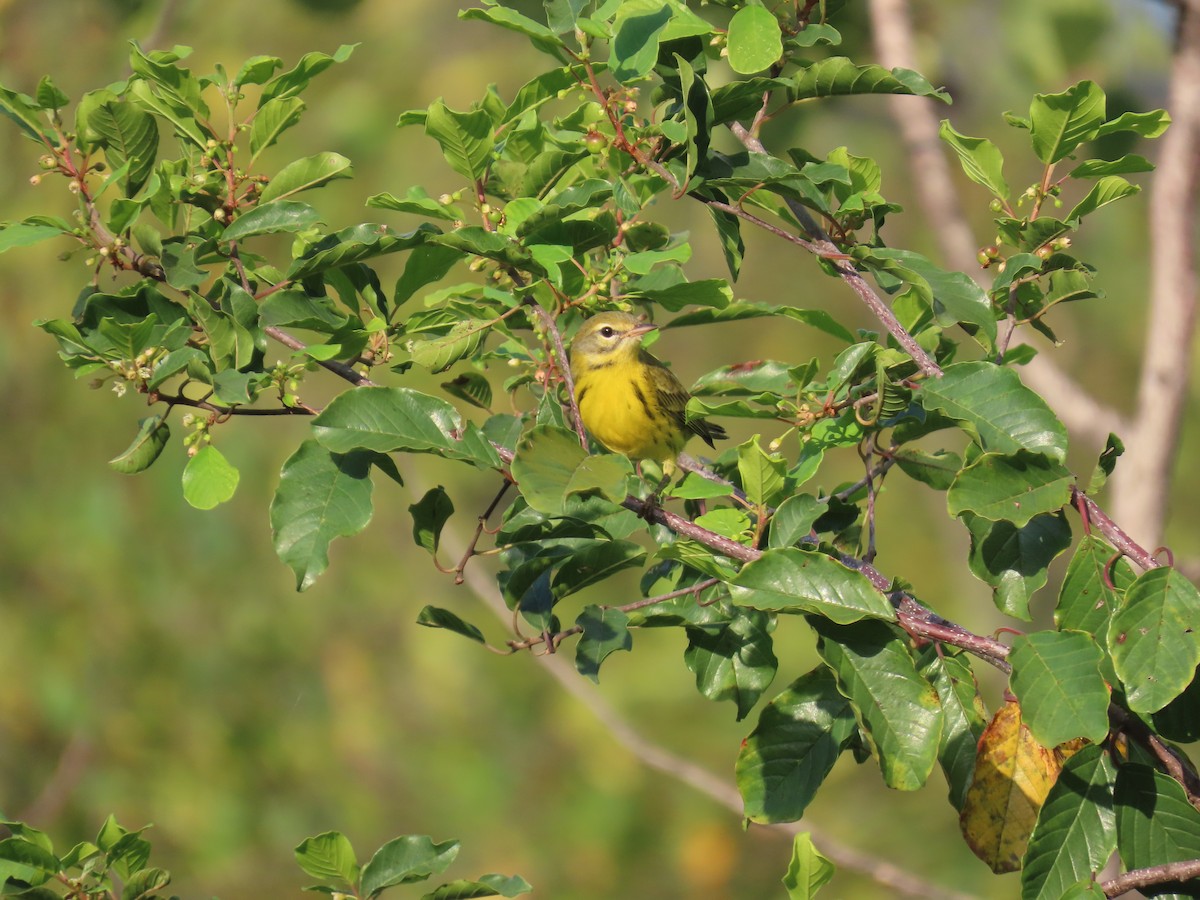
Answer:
[960,697,1063,873]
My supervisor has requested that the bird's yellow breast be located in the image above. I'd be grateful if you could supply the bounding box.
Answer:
[573,363,684,463]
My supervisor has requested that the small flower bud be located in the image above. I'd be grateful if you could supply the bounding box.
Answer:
[29,175,41,186]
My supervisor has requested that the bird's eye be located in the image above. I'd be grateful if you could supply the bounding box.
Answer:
[599,326,615,338]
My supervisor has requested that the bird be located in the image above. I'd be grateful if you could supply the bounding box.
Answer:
[568,311,726,479]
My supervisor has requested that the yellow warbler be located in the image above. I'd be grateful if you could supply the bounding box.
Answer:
[568,311,726,475]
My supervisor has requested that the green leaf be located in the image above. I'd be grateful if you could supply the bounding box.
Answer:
[948,451,1073,527]
[1009,631,1109,746]
[249,96,306,161]
[737,437,787,508]
[90,100,159,196]
[360,835,460,895]
[1068,154,1154,178]
[416,606,488,646]
[863,248,997,347]
[939,120,1010,201]
[1109,566,1200,713]
[127,42,208,117]
[766,494,822,549]
[257,151,353,203]
[631,277,732,311]
[894,447,962,491]
[395,244,465,306]
[575,606,632,682]
[510,425,590,515]
[918,650,987,811]
[294,831,359,885]
[259,43,357,105]
[162,240,206,291]
[289,223,435,279]
[0,83,53,141]
[1021,744,1117,900]
[730,548,897,624]
[109,415,171,475]
[684,609,778,720]
[442,372,493,411]
[458,7,566,62]
[1029,80,1106,165]
[727,5,783,75]
[410,486,454,556]
[545,0,588,33]
[788,57,950,104]
[421,873,533,899]
[234,54,283,87]
[553,540,645,599]
[407,318,489,373]
[1088,433,1124,494]
[270,440,377,591]
[182,444,240,509]
[312,386,501,470]
[0,833,59,888]
[1065,175,1140,224]
[126,79,209,149]
[735,668,857,823]
[609,4,672,83]
[0,220,70,254]
[782,833,835,900]
[1094,108,1170,140]
[919,361,1069,462]
[1151,669,1200,744]
[812,617,943,791]
[369,186,462,223]
[425,99,494,182]
[965,512,1072,620]
[221,200,322,241]
[122,867,171,900]
[1056,535,1134,636]
[260,290,350,332]
[34,75,69,111]
[1114,765,1200,883]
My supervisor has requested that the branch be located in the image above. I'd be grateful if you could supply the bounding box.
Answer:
[263,325,378,388]
[1102,858,1200,898]
[1111,0,1200,548]
[571,52,942,380]
[865,0,1124,448]
[726,123,944,378]
[407,467,975,900]
[620,494,1014,670]
[521,297,587,447]
[1071,485,1163,571]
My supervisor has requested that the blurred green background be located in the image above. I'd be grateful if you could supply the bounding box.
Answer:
[0,0,1192,896]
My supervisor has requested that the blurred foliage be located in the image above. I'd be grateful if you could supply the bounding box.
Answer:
[0,1,1192,898]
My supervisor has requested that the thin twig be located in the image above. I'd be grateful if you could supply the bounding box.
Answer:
[263,326,377,387]
[523,298,588,447]
[453,480,512,585]
[150,390,314,417]
[1071,486,1163,571]
[725,122,944,378]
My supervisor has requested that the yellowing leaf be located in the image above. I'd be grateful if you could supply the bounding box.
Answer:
[959,698,1063,873]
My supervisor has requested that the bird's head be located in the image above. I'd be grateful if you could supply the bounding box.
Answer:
[571,312,658,364]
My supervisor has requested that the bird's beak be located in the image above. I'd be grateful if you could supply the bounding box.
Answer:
[627,322,659,340]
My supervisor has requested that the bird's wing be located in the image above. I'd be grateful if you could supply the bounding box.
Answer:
[642,351,726,448]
